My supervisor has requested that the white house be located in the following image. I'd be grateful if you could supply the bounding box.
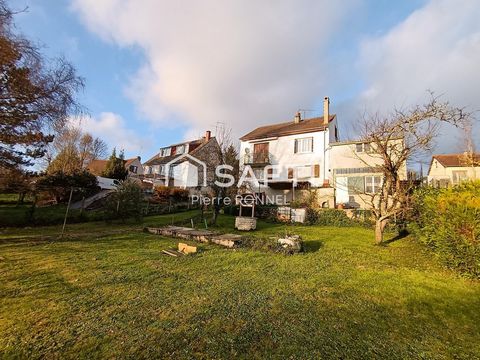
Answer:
[238,97,407,209]
[239,97,339,207]
[427,153,480,187]
[143,131,221,190]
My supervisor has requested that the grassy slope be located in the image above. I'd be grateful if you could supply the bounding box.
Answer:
[0,214,479,359]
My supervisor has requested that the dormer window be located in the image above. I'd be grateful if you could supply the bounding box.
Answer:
[160,147,171,157]
[176,144,186,154]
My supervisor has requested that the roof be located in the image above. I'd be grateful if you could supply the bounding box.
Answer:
[143,137,217,166]
[240,115,336,141]
[432,153,480,168]
[86,159,108,175]
[87,157,140,175]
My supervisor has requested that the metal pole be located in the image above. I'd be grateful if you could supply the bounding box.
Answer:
[61,187,74,238]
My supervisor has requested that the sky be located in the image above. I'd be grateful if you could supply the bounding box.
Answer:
[13,0,480,165]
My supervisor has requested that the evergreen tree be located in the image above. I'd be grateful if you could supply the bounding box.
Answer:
[102,148,128,180]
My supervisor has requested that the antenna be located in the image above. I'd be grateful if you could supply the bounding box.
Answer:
[298,109,316,119]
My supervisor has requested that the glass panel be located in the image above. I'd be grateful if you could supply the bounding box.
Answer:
[356,143,363,152]
[347,176,364,194]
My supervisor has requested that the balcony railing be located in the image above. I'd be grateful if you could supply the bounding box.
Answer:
[244,152,271,165]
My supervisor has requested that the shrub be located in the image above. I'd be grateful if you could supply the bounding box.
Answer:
[153,186,189,203]
[105,179,145,222]
[153,186,171,202]
[36,170,99,203]
[305,208,357,227]
[411,181,480,278]
[170,188,189,201]
[255,204,278,222]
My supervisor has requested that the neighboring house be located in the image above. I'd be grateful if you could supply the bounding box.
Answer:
[330,139,407,209]
[427,153,480,187]
[239,97,339,207]
[238,96,407,209]
[87,156,144,178]
[143,131,222,190]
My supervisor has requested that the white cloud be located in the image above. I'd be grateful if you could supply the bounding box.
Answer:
[356,0,480,151]
[70,112,152,156]
[71,0,355,137]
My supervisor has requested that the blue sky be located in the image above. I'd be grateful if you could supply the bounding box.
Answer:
[13,0,479,163]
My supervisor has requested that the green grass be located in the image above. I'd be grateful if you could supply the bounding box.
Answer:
[1,213,479,358]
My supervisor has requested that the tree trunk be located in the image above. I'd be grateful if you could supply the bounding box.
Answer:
[375,218,388,245]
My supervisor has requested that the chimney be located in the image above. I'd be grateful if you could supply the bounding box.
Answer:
[323,97,330,125]
[294,111,302,124]
[205,130,211,141]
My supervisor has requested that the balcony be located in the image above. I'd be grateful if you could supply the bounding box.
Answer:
[244,152,271,166]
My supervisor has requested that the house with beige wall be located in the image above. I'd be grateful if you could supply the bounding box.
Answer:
[427,153,480,187]
[238,97,407,209]
[330,139,407,208]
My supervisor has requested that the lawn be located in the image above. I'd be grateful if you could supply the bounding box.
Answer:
[1,213,479,358]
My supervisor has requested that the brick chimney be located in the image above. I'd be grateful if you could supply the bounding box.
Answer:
[294,111,302,124]
[323,97,330,125]
[205,130,211,141]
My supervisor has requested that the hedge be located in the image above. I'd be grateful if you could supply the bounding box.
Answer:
[411,181,480,278]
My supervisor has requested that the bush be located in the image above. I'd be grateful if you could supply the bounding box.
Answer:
[153,186,189,203]
[255,204,278,222]
[411,181,480,278]
[105,179,145,222]
[170,188,189,201]
[36,170,99,203]
[306,208,357,227]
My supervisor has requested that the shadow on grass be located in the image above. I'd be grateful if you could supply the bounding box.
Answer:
[384,230,409,245]
[303,240,324,252]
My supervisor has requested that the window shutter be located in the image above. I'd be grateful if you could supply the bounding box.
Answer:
[314,164,320,178]
[288,168,294,179]
[294,140,298,154]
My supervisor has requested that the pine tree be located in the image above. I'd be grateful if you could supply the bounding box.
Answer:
[0,1,84,169]
[102,148,128,180]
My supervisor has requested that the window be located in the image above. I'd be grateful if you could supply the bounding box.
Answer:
[160,147,171,157]
[355,143,373,153]
[294,137,313,153]
[347,176,364,194]
[297,165,312,179]
[452,170,468,184]
[159,165,165,175]
[365,176,382,193]
[253,168,263,180]
[288,168,294,179]
[176,144,186,154]
[129,165,138,174]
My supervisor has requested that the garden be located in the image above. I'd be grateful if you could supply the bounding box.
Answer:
[1,211,479,358]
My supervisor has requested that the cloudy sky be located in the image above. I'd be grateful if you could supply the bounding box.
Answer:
[15,0,480,162]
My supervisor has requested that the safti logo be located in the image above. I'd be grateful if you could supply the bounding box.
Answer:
[164,153,304,189]
[164,153,207,187]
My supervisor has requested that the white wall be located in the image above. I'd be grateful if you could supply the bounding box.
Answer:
[428,159,479,185]
[240,129,330,187]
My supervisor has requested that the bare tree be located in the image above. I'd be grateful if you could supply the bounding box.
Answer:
[46,125,107,174]
[356,94,469,244]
